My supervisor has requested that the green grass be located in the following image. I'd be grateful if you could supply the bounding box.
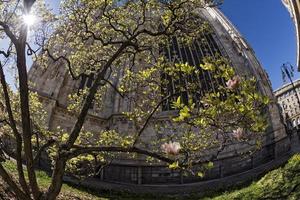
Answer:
[2,160,176,199]
[3,154,300,199]
[3,160,106,200]
[208,154,300,200]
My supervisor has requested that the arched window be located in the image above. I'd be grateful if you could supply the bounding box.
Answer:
[78,73,94,91]
[78,73,95,109]
[161,33,225,110]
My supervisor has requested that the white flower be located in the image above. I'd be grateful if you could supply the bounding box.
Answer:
[232,128,244,140]
[226,75,241,90]
[161,141,181,155]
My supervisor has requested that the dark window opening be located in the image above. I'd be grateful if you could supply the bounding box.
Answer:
[78,75,87,91]
[161,33,225,111]
[78,73,95,109]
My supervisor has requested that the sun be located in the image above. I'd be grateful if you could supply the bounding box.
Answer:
[22,14,36,26]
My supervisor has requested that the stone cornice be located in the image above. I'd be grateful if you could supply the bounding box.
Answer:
[282,0,300,71]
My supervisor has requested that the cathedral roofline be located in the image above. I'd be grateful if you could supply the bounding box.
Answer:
[282,0,300,71]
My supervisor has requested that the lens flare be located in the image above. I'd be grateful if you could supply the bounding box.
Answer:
[22,14,36,26]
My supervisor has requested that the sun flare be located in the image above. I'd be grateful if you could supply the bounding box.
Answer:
[22,14,36,26]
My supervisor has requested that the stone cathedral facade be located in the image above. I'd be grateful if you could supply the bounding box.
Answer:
[28,6,290,193]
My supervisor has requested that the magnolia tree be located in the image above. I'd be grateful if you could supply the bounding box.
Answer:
[0,0,269,199]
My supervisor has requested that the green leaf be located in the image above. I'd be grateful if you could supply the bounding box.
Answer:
[262,96,270,104]
[197,171,205,178]
[178,106,190,121]
[172,96,182,109]
[200,63,215,71]
[206,161,214,169]
[169,161,179,169]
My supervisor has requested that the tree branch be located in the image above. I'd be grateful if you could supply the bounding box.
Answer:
[33,138,56,165]
[0,164,30,200]
[102,78,124,98]
[0,62,30,195]
[0,21,18,45]
[68,145,173,164]
[43,48,82,80]
[133,92,180,146]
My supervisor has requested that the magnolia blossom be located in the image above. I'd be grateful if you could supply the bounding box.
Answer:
[226,75,241,90]
[232,128,244,140]
[161,141,181,155]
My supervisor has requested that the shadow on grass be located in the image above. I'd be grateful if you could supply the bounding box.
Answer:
[3,154,300,200]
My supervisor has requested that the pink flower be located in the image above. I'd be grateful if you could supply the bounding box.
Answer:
[226,75,241,90]
[161,141,181,155]
[232,128,244,140]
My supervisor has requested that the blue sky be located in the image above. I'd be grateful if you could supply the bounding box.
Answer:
[220,0,298,90]
[45,0,298,90]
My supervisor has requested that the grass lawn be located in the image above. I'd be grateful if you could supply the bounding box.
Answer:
[2,154,300,199]
[2,160,105,200]
[208,154,300,200]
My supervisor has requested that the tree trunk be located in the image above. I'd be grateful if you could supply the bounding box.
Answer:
[16,26,41,199]
[43,156,66,200]
[0,64,30,195]
[45,42,129,200]
[0,164,31,200]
